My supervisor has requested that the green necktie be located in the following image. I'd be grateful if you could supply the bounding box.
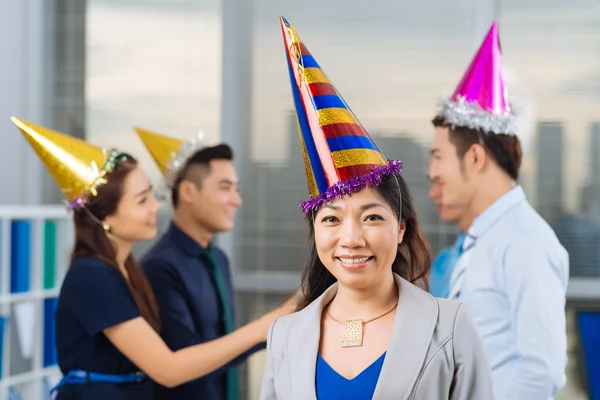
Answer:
[201,250,239,400]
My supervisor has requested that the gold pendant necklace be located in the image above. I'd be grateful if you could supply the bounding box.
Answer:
[326,301,398,348]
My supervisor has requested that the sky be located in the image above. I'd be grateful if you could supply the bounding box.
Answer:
[86,0,600,211]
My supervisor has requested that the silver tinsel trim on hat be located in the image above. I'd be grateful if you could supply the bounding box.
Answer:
[164,130,206,187]
[156,130,206,202]
[436,96,519,135]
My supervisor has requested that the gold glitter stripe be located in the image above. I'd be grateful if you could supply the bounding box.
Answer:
[331,149,388,168]
[317,108,358,126]
[304,68,329,84]
[297,118,319,197]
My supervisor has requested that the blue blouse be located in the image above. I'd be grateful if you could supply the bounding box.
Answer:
[55,256,152,399]
[315,352,386,399]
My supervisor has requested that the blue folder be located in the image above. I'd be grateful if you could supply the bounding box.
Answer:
[43,298,58,367]
[0,316,5,378]
[10,221,31,293]
[578,311,600,400]
[7,386,21,400]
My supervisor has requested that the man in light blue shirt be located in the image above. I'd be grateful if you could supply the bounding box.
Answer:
[428,180,473,298]
[428,22,569,400]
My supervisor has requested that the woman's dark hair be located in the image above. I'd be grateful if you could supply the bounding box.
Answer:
[432,116,522,180]
[297,173,431,310]
[71,153,162,332]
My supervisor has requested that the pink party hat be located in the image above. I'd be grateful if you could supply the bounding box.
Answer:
[436,21,517,135]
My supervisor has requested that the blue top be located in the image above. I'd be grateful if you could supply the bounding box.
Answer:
[140,222,264,400]
[450,186,569,399]
[315,352,385,400]
[55,256,152,400]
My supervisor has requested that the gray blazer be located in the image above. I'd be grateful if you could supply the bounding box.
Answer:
[260,274,494,399]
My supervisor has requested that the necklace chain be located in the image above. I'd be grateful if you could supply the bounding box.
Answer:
[326,301,398,325]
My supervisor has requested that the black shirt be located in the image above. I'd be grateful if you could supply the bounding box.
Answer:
[140,222,265,400]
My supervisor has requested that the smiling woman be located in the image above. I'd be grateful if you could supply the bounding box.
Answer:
[258,17,494,400]
[304,173,430,305]
[260,173,495,400]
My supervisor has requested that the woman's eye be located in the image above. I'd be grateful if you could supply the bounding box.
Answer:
[365,214,383,222]
[321,216,338,223]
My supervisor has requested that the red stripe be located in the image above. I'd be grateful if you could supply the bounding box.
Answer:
[300,43,311,55]
[322,123,369,139]
[308,82,337,97]
[336,164,386,182]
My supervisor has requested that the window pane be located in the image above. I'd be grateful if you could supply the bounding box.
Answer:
[86,0,222,188]
[241,0,478,272]
[499,0,600,278]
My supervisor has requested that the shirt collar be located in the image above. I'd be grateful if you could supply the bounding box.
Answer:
[469,185,526,238]
[167,221,213,257]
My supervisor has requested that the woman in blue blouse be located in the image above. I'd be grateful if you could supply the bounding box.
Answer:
[12,117,291,400]
[258,19,493,399]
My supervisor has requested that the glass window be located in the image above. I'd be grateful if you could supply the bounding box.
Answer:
[499,0,600,278]
[86,0,222,189]
[241,0,479,274]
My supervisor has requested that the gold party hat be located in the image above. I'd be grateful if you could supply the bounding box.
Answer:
[134,127,205,186]
[12,116,124,208]
[134,127,184,176]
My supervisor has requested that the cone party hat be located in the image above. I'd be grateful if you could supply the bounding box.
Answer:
[280,16,402,213]
[436,21,517,135]
[11,116,128,209]
[134,127,205,187]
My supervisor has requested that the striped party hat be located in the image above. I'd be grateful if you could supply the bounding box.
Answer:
[280,16,402,214]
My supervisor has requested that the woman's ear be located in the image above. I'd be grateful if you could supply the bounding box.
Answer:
[398,221,406,244]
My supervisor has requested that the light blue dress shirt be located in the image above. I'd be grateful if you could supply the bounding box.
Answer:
[450,186,569,400]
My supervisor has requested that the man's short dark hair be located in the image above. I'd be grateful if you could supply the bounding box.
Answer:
[432,116,522,180]
[171,144,234,208]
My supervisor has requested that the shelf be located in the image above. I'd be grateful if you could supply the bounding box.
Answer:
[0,206,72,400]
[0,290,60,304]
[0,366,60,388]
[0,206,68,220]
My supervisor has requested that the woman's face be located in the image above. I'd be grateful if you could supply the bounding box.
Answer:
[103,165,161,243]
[313,187,405,290]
